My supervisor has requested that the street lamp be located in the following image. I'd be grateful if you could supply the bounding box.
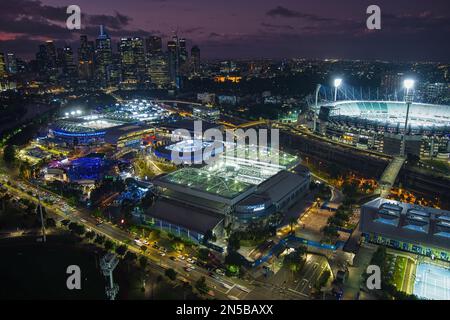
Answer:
[401,79,415,157]
[334,78,343,101]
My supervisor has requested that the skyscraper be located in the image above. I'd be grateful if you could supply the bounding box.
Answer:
[145,36,169,88]
[95,25,113,88]
[78,35,94,81]
[167,35,181,88]
[0,53,7,79]
[5,53,17,75]
[62,45,77,78]
[191,45,200,75]
[118,37,146,88]
[145,36,162,54]
[36,41,57,82]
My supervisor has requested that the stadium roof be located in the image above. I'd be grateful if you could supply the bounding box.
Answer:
[318,100,450,130]
[360,197,450,250]
[145,198,224,234]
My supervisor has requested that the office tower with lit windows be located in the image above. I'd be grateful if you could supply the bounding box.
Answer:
[132,37,146,84]
[62,45,77,79]
[0,53,7,79]
[145,36,169,88]
[191,45,200,74]
[145,36,162,54]
[118,37,146,88]
[5,53,17,75]
[36,40,58,83]
[78,35,95,81]
[167,35,183,88]
[95,25,113,88]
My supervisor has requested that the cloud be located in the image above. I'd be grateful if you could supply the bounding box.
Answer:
[85,12,132,30]
[266,6,332,22]
[261,22,294,30]
[0,0,164,58]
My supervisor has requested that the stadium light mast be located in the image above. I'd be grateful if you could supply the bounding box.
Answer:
[401,79,415,157]
[334,78,343,101]
[313,84,322,132]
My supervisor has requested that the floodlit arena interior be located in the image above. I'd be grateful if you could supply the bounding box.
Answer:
[312,100,450,158]
[143,145,311,244]
[47,99,169,147]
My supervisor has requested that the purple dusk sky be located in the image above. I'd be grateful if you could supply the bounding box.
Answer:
[0,0,449,61]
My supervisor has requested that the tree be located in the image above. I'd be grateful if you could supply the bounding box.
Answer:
[3,145,16,164]
[139,256,148,270]
[198,248,211,262]
[85,231,96,241]
[283,248,307,275]
[115,245,127,256]
[165,268,177,281]
[104,240,114,251]
[315,270,331,290]
[195,276,209,294]
[228,233,241,251]
[322,225,339,239]
[45,218,56,228]
[124,251,137,263]
[95,234,105,245]
[289,217,297,233]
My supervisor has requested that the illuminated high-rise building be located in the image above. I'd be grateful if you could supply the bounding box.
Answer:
[62,45,77,78]
[0,53,7,79]
[95,25,113,88]
[119,37,146,87]
[5,53,17,75]
[167,35,182,88]
[191,45,200,74]
[145,36,162,54]
[78,35,94,81]
[145,36,169,88]
[36,40,57,82]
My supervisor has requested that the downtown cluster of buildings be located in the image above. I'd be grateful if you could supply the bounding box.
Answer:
[0,26,201,91]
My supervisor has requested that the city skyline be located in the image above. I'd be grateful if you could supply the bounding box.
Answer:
[0,0,449,61]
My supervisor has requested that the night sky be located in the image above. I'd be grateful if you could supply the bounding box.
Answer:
[1,0,449,61]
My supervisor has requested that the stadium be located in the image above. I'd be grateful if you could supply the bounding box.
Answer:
[312,100,450,158]
[141,145,311,243]
[47,99,168,147]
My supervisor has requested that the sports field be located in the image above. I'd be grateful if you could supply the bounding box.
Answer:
[413,262,450,300]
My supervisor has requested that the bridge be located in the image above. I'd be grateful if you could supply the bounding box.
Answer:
[111,147,136,160]
[155,99,203,106]
[376,156,406,198]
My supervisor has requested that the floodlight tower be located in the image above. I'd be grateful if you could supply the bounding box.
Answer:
[313,84,322,132]
[100,253,120,300]
[334,78,343,102]
[401,79,415,157]
[38,195,46,242]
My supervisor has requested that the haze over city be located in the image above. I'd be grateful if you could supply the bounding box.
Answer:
[0,0,449,60]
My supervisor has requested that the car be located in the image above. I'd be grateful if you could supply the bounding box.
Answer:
[159,252,166,257]
[169,256,177,261]
[178,255,185,260]
[152,244,159,249]
[134,238,143,246]
[141,239,149,245]
[215,269,225,276]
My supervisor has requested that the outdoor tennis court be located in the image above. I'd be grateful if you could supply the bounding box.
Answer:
[413,262,450,300]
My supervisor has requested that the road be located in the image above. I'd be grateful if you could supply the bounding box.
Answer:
[0,171,254,300]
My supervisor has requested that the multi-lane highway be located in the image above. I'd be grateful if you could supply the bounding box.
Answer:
[0,170,253,300]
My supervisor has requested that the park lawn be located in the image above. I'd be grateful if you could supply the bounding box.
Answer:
[390,256,408,291]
